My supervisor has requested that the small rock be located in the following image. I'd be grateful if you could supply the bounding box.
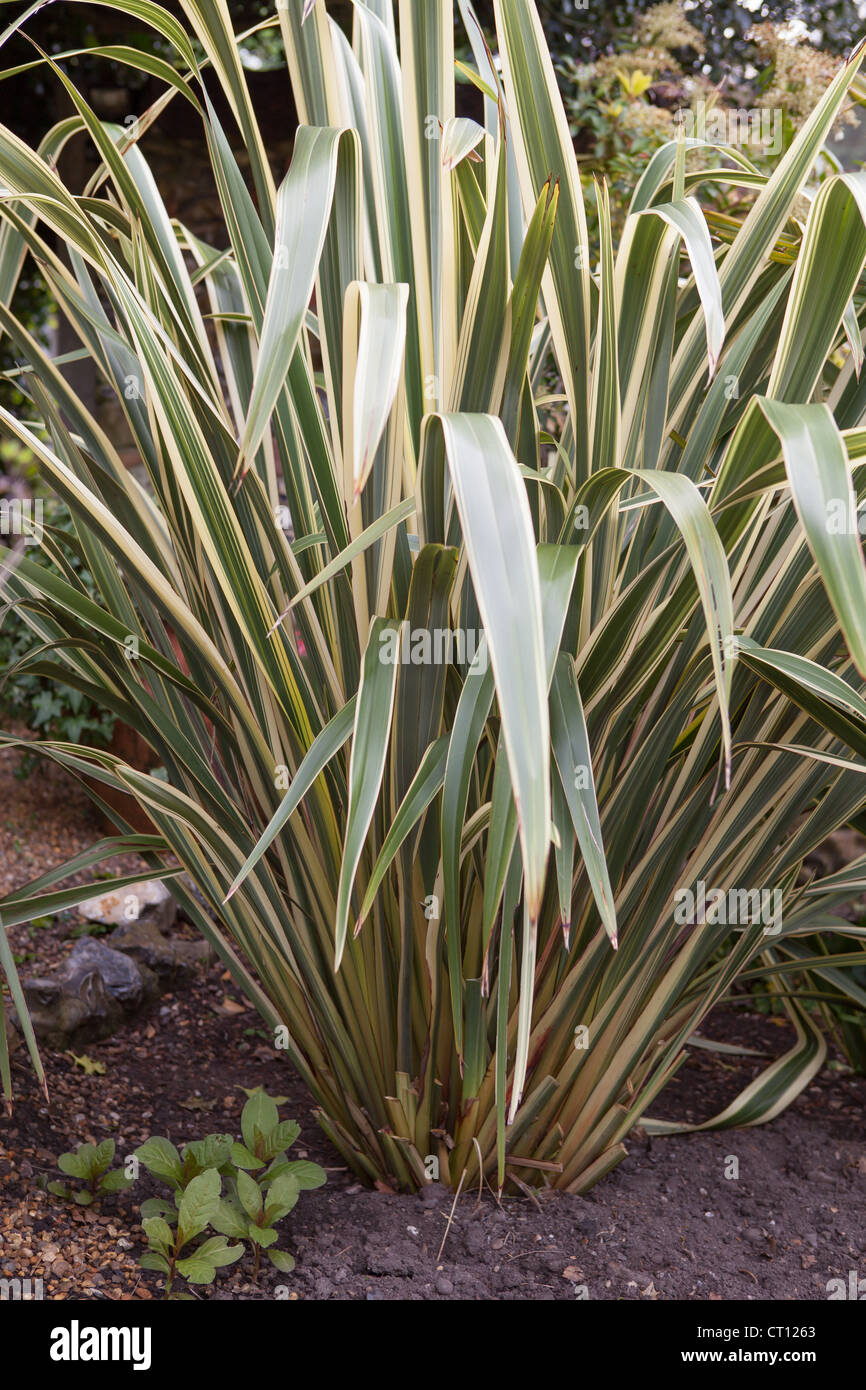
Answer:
[21,970,121,1050]
[59,939,150,1012]
[435,1276,454,1295]
[77,879,176,933]
[108,918,211,986]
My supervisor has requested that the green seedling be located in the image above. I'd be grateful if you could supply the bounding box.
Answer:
[138,1168,243,1299]
[45,1139,133,1206]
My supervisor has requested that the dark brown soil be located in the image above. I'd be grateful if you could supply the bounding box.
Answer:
[1,961,864,1301]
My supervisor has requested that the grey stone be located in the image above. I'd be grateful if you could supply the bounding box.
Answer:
[17,940,160,1050]
[108,917,211,985]
[21,967,123,1049]
[59,938,149,1012]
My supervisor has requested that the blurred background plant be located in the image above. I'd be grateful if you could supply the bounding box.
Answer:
[556,3,864,250]
[0,494,115,775]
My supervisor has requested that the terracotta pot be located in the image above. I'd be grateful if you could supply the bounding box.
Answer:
[86,720,159,835]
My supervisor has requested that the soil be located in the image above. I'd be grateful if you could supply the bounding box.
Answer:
[1,746,865,1302]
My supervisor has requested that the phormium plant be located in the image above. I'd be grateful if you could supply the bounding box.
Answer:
[2,0,866,1193]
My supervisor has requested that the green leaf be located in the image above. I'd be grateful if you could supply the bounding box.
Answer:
[139,1251,170,1274]
[177,1168,221,1242]
[262,1159,326,1192]
[262,1170,300,1224]
[134,1136,184,1186]
[142,1217,175,1255]
[430,413,551,922]
[334,617,401,967]
[174,1252,218,1284]
[241,1092,279,1154]
[93,1138,115,1174]
[247,1225,279,1249]
[236,1168,263,1220]
[99,1168,133,1193]
[57,1149,89,1180]
[550,655,618,948]
[140,1197,177,1222]
[194,1235,244,1268]
[238,126,358,474]
[229,1141,265,1171]
[756,397,866,678]
[210,1198,249,1240]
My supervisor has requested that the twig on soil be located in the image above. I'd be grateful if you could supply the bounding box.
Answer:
[437,1168,467,1262]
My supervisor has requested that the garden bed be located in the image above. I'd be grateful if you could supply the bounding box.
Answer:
[1,931,863,1301]
[2,749,865,1303]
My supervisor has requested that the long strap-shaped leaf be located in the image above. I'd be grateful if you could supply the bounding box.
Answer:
[356,735,449,930]
[643,997,826,1134]
[226,696,357,902]
[342,280,409,501]
[238,125,359,476]
[334,617,402,966]
[493,0,591,482]
[550,655,618,949]
[429,412,551,923]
